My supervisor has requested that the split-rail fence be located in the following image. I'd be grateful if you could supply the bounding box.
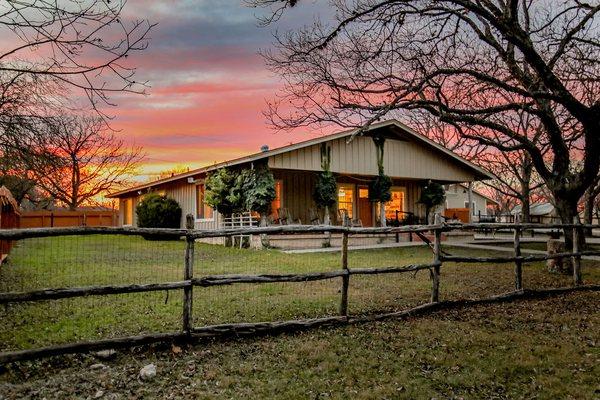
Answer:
[0,214,598,363]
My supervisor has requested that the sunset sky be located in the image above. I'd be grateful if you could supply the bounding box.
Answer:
[106,0,331,181]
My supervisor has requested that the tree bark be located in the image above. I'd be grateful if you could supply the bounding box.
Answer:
[553,196,583,261]
[583,188,596,236]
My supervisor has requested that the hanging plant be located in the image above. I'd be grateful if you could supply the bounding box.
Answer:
[314,170,337,209]
[313,143,337,226]
[313,143,337,209]
[418,180,446,223]
[368,174,393,203]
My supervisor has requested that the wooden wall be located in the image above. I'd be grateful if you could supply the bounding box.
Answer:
[269,135,476,182]
[20,210,118,228]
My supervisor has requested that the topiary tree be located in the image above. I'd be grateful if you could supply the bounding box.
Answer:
[368,136,392,226]
[136,193,182,239]
[204,168,241,217]
[242,164,276,226]
[418,181,446,224]
[313,143,337,224]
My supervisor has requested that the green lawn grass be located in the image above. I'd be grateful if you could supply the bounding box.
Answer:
[0,234,598,353]
[1,292,598,399]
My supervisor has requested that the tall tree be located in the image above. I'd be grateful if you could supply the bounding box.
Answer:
[254,0,600,248]
[16,115,142,210]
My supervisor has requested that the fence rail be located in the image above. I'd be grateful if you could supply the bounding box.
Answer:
[0,215,599,363]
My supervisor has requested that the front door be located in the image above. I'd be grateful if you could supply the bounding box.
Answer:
[358,186,373,227]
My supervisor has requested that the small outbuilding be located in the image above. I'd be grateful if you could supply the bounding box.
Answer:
[0,186,21,262]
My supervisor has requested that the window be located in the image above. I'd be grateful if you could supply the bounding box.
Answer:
[385,188,406,220]
[271,180,283,215]
[338,184,354,218]
[195,184,214,220]
[123,198,133,225]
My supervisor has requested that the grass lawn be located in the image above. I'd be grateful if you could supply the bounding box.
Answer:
[0,292,598,399]
[0,234,598,354]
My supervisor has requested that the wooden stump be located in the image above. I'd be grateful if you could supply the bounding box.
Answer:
[547,239,572,274]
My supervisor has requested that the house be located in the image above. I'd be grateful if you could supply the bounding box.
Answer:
[511,203,557,224]
[444,184,499,222]
[107,120,493,231]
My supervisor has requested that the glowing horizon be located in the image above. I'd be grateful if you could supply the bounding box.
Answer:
[96,1,332,183]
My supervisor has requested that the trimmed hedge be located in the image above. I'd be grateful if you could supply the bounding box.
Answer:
[136,193,182,229]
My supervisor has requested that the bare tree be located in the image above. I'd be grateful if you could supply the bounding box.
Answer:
[254,0,600,248]
[0,0,154,114]
[17,115,143,210]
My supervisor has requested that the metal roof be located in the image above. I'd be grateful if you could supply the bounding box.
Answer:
[511,203,555,216]
[108,119,494,198]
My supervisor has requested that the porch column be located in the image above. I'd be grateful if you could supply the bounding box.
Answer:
[467,182,473,223]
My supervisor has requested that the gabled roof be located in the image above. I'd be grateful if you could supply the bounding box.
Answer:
[512,202,555,216]
[108,119,493,198]
[0,186,21,215]
[454,184,500,206]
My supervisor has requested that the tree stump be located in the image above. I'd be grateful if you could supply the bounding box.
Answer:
[547,238,572,274]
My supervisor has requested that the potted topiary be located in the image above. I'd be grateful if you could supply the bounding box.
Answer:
[369,136,392,227]
[417,180,446,224]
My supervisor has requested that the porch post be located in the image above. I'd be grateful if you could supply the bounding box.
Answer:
[467,182,473,223]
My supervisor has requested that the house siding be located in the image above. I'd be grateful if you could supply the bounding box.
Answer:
[269,136,475,182]
[445,185,492,218]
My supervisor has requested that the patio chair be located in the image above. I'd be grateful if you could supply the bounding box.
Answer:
[275,208,302,225]
[308,208,321,225]
[274,208,289,225]
[337,209,362,227]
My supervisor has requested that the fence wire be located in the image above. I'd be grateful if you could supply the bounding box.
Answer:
[0,234,186,352]
[0,224,598,358]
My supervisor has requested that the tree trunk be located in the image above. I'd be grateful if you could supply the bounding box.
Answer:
[520,186,531,224]
[583,189,595,236]
[380,202,386,227]
[553,197,583,273]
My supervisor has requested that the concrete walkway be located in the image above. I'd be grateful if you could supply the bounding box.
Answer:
[282,238,600,261]
[282,241,427,254]
[447,242,600,261]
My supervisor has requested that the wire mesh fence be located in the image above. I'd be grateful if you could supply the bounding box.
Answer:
[0,218,599,362]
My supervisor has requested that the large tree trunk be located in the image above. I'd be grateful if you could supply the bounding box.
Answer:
[521,190,531,224]
[583,189,595,236]
[553,195,584,258]
[552,197,576,274]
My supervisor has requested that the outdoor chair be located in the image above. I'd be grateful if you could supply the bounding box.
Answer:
[337,209,362,227]
[308,208,321,225]
[275,208,302,225]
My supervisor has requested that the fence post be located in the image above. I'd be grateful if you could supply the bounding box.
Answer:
[339,225,349,317]
[572,216,582,286]
[431,213,442,303]
[183,214,195,336]
[513,216,523,290]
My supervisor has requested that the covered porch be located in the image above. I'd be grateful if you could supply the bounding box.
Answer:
[270,169,424,227]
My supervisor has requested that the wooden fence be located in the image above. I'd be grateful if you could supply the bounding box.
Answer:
[0,215,599,363]
[19,210,118,228]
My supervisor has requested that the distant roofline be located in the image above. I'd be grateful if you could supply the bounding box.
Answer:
[455,184,500,206]
[108,119,494,198]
